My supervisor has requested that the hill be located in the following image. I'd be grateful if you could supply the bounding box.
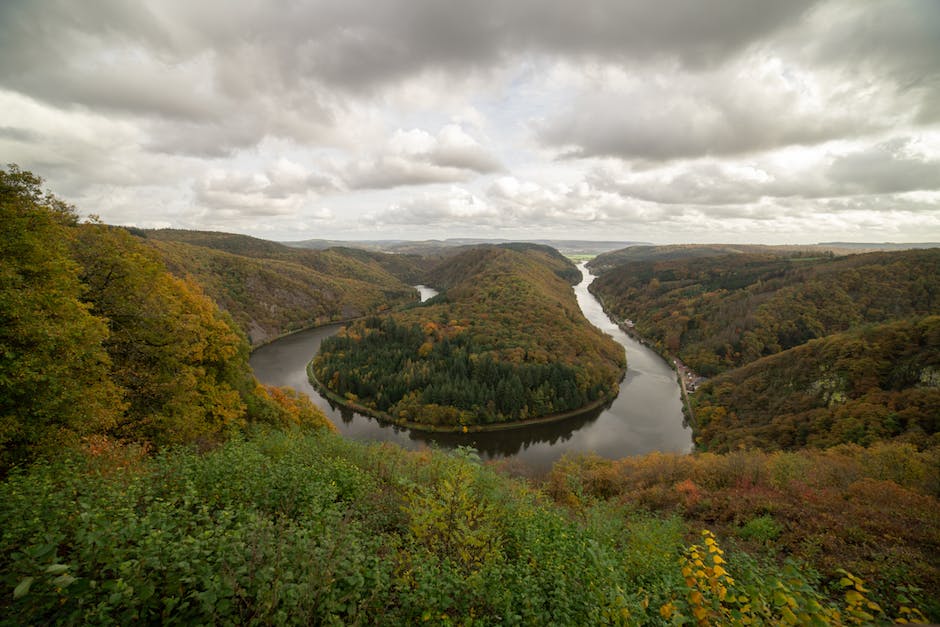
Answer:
[589,249,939,376]
[0,167,333,470]
[139,230,423,346]
[587,243,849,273]
[311,246,625,428]
[285,237,646,257]
[692,316,940,451]
[588,249,940,451]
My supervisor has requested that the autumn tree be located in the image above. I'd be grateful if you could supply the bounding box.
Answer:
[0,166,123,468]
[71,224,250,445]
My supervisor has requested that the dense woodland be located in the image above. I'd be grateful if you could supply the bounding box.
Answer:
[312,246,625,427]
[589,249,940,451]
[692,317,940,452]
[2,166,938,622]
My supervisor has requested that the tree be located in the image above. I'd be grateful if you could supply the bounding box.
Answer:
[71,224,249,445]
[0,166,123,469]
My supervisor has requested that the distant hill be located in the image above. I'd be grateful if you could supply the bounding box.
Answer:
[285,237,647,257]
[587,243,848,273]
[140,229,422,346]
[818,242,940,251]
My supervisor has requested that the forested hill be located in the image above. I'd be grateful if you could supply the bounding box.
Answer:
[140,229,422,346]
[589,249,939,376]
[422,242,580,290]
[0,167,333,471]
[312,246,625,428]
[588,249,940,450]
[692,316,940,452]
[586,243,845,272]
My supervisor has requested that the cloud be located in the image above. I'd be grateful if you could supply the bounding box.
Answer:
[194,160,337,217]
[588,137,940,205]
[376,187,498,227]
[796,0,940,123]
[343,125,502,189]
[827,138,940,195]
[1,0,938,243]
[536,56,913,161]
[0,1,819,142]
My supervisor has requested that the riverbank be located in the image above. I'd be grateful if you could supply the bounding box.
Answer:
[307,360,618,434]
[247,287,430,351]
[586,282,700,430]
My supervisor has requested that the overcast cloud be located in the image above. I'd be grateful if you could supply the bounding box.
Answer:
[1,0,938,243]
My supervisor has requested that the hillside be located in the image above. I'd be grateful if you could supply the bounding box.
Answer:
[691,316,940,452]
[0,167,333,471]
[587,243,846,273]
[311,246,625,428]
[588,249,940,451]
[589,249,939,376]
[140,230,422,345]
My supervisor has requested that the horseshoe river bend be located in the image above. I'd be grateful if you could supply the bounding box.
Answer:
[250,263,692,473]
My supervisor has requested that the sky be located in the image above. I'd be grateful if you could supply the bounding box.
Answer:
[2,0,939,244]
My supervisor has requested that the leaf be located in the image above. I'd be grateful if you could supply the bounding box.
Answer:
[45,563,69,575]
[52,574,76,588]
[13,577,34,599]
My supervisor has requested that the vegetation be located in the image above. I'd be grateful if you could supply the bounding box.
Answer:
[588,249,939,450]
[587,243,843,273]
[312,246,625,428]
[0,166,333,471]
[548,443,940,621]
[692,316,940,451]
[2,429,931,624]
[589,250,938,377]
[4,167,937,623]
[142,231,422,346]
[1,167,123,469]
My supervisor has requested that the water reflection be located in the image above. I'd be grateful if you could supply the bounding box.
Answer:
[249,264,691,473]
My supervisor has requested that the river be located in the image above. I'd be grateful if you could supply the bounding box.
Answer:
[249,265,692,473]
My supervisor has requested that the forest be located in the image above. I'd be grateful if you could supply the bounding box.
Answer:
[2,166,938,623]
[312,246,625,428]
[588,249,940,451]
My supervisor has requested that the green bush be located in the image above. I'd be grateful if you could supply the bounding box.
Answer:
[2,431,925,624]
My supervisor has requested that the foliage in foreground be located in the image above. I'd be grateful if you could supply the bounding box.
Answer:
[548,443,940,621]
[1,431,929,625]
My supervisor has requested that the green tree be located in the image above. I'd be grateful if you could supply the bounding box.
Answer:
[71,224,249,445]
[0,166,123,469]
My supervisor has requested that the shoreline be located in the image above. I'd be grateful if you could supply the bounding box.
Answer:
[248,287,432,351]
[306,360,617,434]
[587,283,698,430]
[248,318,352,352]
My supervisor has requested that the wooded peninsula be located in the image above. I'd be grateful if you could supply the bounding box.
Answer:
[311,245,625,429]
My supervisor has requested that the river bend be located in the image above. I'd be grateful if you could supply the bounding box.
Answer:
[250,266,691,472]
